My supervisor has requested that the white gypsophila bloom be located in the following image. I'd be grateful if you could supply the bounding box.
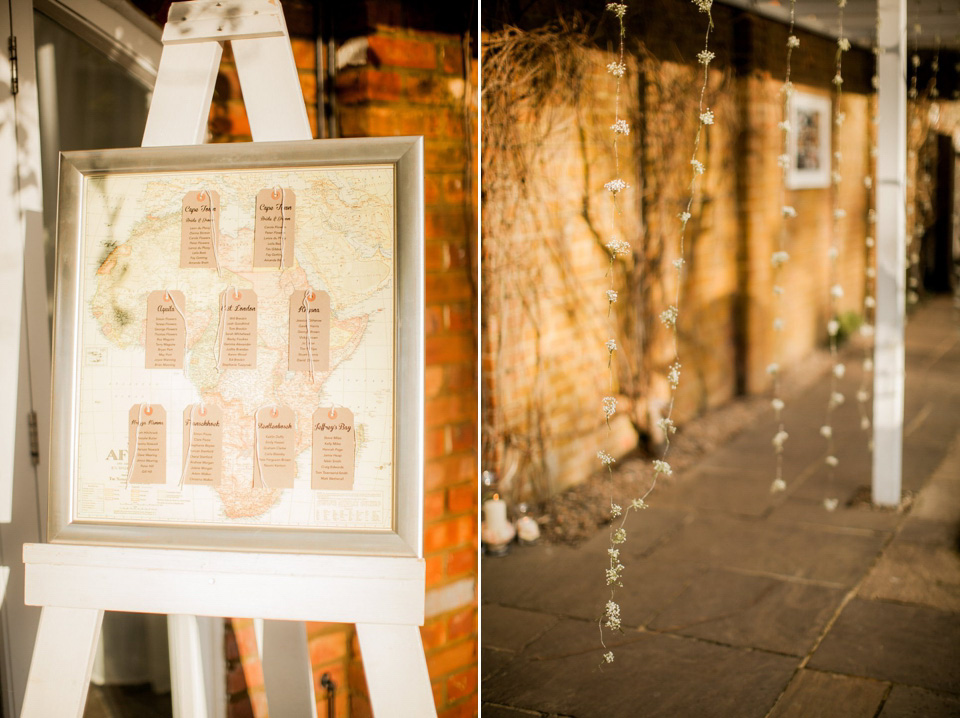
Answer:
[606,338,617,352]
[604,600,621,630]
[866,267,876,279]
[611,119,630,135]
[668,362,681,389]
[607,239,631,257]
[598,450,616,466]
[834,208,847,220]
[872,75,879,89]
[831,284,844,299]
[833,73,843,86]
[827,320,840,336]
[771,251,790,268]
[830,391,845,407]
[612,528,626,544]
[778,120,791,132]
[693,0,713,12]
[657,417,676,435]
[834,363,846,378]
[866,236,875,248]
[820,425,833,439]
[603,651,615,664]
[771,398,784,411]
[603,396,618,420]
[838,0,847,8]
[673,258,685,270]
[773,318,784,331]
[823,497,839,512]
[832,171,842,185]
[787,35,800,49]
[767,362,780,375]
[700,109,715,125]
[864,176,873,189]
[606,2,627,18]
[828,247,839,260]
[773,285,784,296]
[861,417,871,430]
[605,567,622,585]
[660,305,678,328]
[772,430,789,450]
[608,548,620,560]
[838,37,850,52]
[607,289,618,304]
[691,159,705,175]
[678,211,692,224]
[868,209,877,223]
[782,81,794,97]
[777,154,790,169]
[857,389,870,403]
[782,206,797,218]
[865,296,876,308]
[825,456,839,467]
[698,49,715,66]
[860,324,875,337]
[607,61,626,78]
[863,358,873,371]
[770,478,787,493]
[631,497,648,510]
[605,178,628,194]
[652,459,672,476]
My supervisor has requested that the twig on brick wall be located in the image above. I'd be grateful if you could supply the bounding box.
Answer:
[857,13,880,446]
[821,0,850,512]
[599,0,714,666]
[767,1,798,496]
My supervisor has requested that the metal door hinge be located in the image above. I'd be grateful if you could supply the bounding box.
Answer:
[8,36,18,95]
[28,411,39,466]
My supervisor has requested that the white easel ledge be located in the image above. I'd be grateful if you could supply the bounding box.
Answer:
[21,2,436,717]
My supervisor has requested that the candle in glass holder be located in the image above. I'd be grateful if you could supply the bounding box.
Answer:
[481,494,515,551]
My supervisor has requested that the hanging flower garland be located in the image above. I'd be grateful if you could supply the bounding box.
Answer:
[821,0,849,512]
[857,13,880,444]
[906,12,921,309]
[768,1,799,495]
[599,0,714,665]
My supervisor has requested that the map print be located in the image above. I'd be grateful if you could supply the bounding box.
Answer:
[75,165,395,531]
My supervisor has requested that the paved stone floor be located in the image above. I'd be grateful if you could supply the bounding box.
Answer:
[481,298,960,718]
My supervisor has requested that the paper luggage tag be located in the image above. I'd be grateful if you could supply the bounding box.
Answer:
[253,405,297,489]
[254,188,296,268]
[180,190,221,269]
[311,407,356,490]
[288,290,330,373]
[146,290,186,369]
[128,404,166,484]
[181,404,223,486]
[217,288,258,369]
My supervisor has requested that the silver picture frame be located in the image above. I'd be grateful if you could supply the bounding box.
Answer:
[786,91,832,190]
[49,136,424,558]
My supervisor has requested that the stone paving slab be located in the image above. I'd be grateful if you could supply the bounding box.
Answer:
[766,669,888,718]
[877,685,960,718]
[481,705,548,717]
[482,647,517,682]
[857,542,960,612]
[648,568,845,656]
[482,605,559,652]
[768,496,901,533]
[655,466,780,517]
[482,618,796,718]
[647,513,886,586]
[809,598,960,694]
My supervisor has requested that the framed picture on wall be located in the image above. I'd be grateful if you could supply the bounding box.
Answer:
[48,137,424,557]
[786,91,832,190]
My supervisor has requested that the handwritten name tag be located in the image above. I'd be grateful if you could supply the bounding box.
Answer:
[128,404,166,484]
[217,288,257,369]
[254,188,296,268]
[181,190,221,269]
[288,290,330,373]
[182,404,223,486]
[146,290,186,369]
[311,407,356,490]
[253,405,297,489]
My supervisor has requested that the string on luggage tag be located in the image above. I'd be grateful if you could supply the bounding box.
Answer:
[215,286,241,371]
[165,289,188,377]
[273,186,286,269]
[253,405,280,487]
[198,189,222,278]
[179,402,206,487]
[302,289,316,383]
[126,402,146,487]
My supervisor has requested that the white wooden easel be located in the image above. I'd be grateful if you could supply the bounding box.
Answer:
[20,2,436,716]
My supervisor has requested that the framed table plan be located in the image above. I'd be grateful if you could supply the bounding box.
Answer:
[49,137,424,557]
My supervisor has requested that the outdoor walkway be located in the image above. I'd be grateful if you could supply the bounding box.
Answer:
[481,297,960,718]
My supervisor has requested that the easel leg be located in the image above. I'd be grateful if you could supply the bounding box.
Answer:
[168,615,225,718]
[262,620,317,718]
[21,606,103,718]
[356,624,437,718]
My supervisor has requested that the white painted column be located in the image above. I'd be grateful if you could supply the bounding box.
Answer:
[872,0,907,506]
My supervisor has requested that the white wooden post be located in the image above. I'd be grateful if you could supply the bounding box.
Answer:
[873,0,907,506]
